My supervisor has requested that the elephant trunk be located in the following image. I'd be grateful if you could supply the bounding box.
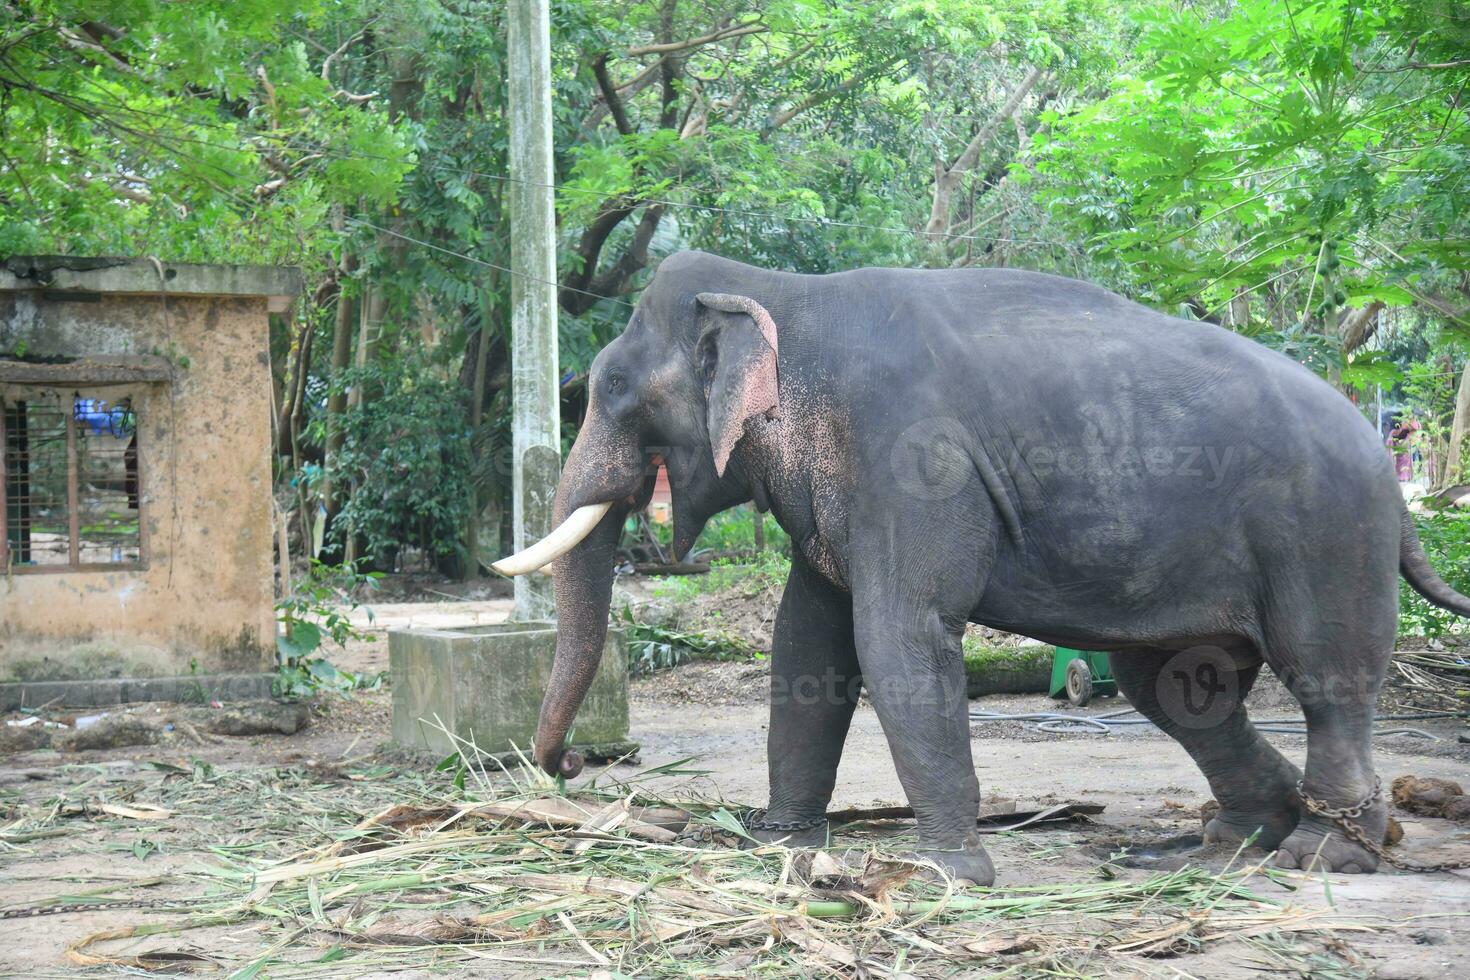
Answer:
[531,497,624,778]
[514,411,650,779]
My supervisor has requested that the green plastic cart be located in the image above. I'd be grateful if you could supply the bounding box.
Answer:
[1049,647,1117,706]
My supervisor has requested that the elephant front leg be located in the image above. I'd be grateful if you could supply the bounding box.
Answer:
[852,595,994,886]
[752,556,861,848]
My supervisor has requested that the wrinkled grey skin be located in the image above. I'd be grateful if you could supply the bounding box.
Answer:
[535,250,1470,884]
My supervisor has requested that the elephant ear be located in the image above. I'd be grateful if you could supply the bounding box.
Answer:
[695,292,780,477]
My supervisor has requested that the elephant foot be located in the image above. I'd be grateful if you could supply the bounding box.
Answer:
[1202,801,1300,851]
[1273,824,1382,874]
[1271,803,1387,874]
[1271,777,1389,874]
[907,838,996,887]
[1201,757,1303,851]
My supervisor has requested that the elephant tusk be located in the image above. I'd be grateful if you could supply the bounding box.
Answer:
[490,501,614,576]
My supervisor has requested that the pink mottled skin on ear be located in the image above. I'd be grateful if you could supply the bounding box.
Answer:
[713,345,779,477]
[698,293,781,477]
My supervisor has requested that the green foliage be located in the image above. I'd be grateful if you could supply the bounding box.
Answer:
[618,606,761,677]
[643,506,792,556]
[697,508,792,556]
[962,637,1052,669]
[961,642,1054,690]
[274,560,383,698]
[652,552,792,606]
[0,0,414,262]
[320,352,476,565]
[1034,0,1470,372]
[8,0,1470,607]
[1400,512,1470,640]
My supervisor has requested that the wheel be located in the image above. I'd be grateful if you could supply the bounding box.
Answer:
[1065,658,1094,707]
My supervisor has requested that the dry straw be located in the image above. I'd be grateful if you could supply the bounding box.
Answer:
[3,728,1385,977]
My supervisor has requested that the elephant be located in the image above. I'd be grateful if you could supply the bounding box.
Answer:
[494,250,1470,884]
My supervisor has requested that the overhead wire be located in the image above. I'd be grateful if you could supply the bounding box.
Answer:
[354,220,637,309]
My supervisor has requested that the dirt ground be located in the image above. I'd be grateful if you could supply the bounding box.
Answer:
[3,594,1469,978]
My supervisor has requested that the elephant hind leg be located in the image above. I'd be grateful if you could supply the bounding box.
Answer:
[1262,625,1393,874]
[1111,645,1302,850]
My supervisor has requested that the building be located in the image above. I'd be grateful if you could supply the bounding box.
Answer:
[0,257,299,707]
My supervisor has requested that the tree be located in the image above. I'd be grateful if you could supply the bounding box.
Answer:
[8,0,1468,575]
[1032,0,1470,390]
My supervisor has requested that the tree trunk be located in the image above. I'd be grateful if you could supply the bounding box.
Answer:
[1228,288,1250,328]
[287,319,314,551]
[925,66,1042,243]
[463,287,496,581]
[1442,356,1470,491]
[323,211,357,529]
[276,315,311,457]
[348,273,382,411]
[1338,300,1385,355]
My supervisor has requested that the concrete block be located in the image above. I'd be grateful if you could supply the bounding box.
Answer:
[390,621,630,758]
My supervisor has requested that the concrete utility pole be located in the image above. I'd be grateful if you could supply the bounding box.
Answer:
[507,0,560,620]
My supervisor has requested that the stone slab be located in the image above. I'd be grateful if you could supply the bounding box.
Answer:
[0,672,275,711]
[0,255,301,305]
[390,621,630,757]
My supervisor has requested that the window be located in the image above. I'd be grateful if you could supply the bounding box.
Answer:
[2,391,144,571]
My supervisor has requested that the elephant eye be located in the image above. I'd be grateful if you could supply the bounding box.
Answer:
[607,372,626,394]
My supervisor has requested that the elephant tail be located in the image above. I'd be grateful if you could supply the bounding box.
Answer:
[1399,505,1470,617]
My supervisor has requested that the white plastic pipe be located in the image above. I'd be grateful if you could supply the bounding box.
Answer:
[490,501,613,576]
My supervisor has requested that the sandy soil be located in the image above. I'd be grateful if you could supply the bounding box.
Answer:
[3,592,1469,978]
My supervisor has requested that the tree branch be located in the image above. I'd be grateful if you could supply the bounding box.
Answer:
[1416,292,1470,327]
[592,54,633,135]
[925,66,1043,239]
[768,68,873,130]
[560,202,634,312]
[57,24,135,75]
[1361,58,1470,73]
[558,4,683,313]
[321,26,379,102]
[1337,301,1386,354]
[657,0,681,129]
[627,21,766,57]
[589,205,664,299]
[583,59,661,130]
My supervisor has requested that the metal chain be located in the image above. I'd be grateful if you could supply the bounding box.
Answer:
[742,808,828,834]
[0,896,202,920]
[674,808,827,847]
[1297,777,1470,873]
[676,824,741,847]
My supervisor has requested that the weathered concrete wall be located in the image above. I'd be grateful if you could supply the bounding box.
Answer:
[390,623,630,756]
[0,288,278,682]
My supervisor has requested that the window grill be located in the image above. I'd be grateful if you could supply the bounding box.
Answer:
[1,391,144,572]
